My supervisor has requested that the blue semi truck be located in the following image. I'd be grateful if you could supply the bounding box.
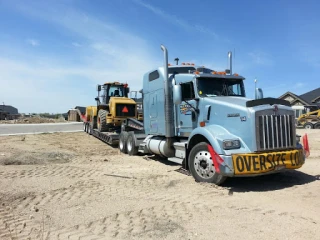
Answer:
[85,44,307,185]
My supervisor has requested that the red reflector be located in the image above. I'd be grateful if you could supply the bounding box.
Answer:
[122,106,129,113]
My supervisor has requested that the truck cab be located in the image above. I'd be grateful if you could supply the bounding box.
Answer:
[138,45,306,185]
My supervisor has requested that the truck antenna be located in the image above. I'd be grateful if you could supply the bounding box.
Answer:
[174,57,179,65]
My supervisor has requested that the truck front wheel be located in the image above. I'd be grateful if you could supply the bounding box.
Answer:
[188,142,226,185]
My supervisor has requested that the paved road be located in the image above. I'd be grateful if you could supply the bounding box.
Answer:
[0,122,84,136]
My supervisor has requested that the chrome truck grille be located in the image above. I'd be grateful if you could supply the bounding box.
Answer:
[256,111,296,151]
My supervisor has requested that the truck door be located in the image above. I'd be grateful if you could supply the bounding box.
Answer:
[176,82,197,137]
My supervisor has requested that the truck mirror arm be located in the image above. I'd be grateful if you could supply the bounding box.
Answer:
[183,99,199,114]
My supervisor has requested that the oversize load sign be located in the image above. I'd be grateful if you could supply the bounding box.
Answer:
[232,149,304,175]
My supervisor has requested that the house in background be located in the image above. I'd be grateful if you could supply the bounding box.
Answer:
[278,87,320,119]
[0,105,20,120]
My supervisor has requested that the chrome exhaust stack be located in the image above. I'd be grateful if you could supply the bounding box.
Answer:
[228,51,232,75]
[161,44,175,145]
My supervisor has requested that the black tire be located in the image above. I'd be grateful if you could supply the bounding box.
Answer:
[98,109,109,132]
[127,132,138,156]
[119,131,128,153]
[304,122,313,129]
[188,142,226,185]
[83,122,87,132]
[88,124,92,135]
[314,123,320,129]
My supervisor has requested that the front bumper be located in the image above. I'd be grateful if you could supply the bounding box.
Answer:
[218,148,305,177]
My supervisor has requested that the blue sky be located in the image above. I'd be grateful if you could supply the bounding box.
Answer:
[0,0,319,113]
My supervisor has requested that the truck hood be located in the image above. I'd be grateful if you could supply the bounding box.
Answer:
[200,96,255,151]
[207,96,251,109]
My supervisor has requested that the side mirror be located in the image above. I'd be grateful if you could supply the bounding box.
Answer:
[95,97,99,101]
[173,85,182,105]
[96,85,101,92]
[255,88,263,99]
[126,87,130,95]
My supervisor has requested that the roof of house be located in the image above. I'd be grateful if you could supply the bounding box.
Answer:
[279,87,320,106]
[0,105,19,114]
[278,91,309,105]
[298,87,320,105]
[74,106,86,114]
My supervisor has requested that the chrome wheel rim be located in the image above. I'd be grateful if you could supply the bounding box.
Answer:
[119,137,124,150]
[127,138,132,152]
[194,150,215,179]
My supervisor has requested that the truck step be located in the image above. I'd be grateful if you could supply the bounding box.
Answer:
[173,142,187,150]
[167,157,183,165]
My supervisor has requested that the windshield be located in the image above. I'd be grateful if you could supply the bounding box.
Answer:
[197,77,245,97]
[108,85,124,97]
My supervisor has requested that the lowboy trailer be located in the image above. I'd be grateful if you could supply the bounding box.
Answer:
[83,44,309,185]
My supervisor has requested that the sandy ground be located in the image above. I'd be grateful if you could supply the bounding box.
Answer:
[0,129,319,240]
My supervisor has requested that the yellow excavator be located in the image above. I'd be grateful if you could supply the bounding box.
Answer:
[84,82,143,137]
[296,106,320,129]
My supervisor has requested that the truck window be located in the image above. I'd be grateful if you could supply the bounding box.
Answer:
[108,86,124,97]
[181,82,195,100]
[149,70,159,81]
[197,77,245,97]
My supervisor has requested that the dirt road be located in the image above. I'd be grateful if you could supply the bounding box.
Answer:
[0,123,83,136]
[0,130,319,240]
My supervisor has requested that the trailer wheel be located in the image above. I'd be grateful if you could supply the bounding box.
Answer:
[314,123,320,129]
[303,122,313,129]
[98,109,109,132]
[127,132,138,156]
[83,123,87,132]
[119,131,128,153]
[188,142,226,185]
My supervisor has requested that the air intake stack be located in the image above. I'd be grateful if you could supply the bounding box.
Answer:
[228,51,232,75]
[161,44,175,145]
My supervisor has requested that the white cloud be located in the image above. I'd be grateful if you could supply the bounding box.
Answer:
[0,3,162,113]
[72,42,82,47]
[294,82,305,88]
[248,51,273,66]
[295,43,320,68]
[133,0,219,39]
[26,38,39,46]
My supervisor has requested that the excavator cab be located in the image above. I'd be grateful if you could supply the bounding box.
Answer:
[95,82,130,106]
[93,82,137,132]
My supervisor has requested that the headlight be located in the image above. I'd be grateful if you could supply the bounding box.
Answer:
[223,139,241,150]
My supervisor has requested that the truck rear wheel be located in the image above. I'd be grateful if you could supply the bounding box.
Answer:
[98,109,109,132]
[188,142,226,185]
[119,131,128,153]
[127,132,138,156]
